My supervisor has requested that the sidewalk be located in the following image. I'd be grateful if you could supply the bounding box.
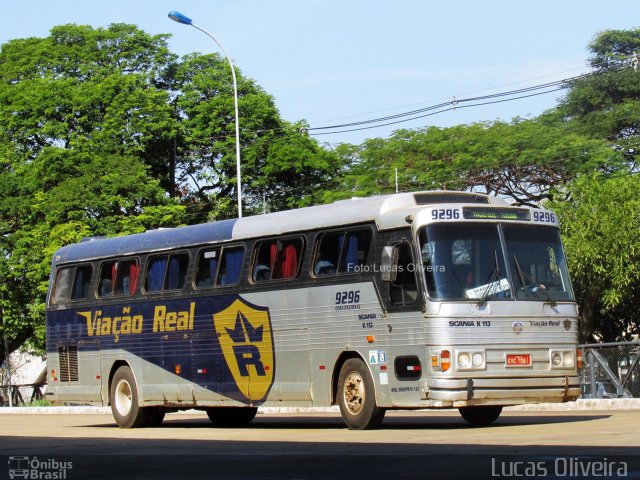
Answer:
[1,398,639,414]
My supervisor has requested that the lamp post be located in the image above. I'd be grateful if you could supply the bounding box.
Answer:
[168,10,243,218]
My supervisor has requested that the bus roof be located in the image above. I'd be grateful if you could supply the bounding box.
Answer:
[52,191,508,264]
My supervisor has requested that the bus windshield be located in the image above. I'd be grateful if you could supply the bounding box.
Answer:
[419,223,574,302]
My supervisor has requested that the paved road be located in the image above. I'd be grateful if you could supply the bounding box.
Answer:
[1,410,639,479]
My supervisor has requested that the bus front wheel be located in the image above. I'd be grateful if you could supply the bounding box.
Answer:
[110,366,148,428]
[337,358,385,430]
[458,406,503,426]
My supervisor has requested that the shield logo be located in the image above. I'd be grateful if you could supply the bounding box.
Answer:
[563,319,572,331]
[213,298,275,403]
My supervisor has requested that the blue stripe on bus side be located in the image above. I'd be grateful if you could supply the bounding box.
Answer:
[46,294,275,405]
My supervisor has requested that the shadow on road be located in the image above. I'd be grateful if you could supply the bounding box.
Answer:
[81,412,612,430]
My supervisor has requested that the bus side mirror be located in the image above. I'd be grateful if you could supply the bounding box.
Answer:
[381,246,398,283]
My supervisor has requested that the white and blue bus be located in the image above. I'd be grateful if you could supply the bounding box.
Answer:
[46,191,580,429]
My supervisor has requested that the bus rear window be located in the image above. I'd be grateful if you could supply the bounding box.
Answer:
[313,228,372,276]
[51,265,93,304]
[98,259,139,297]
[252,238,304,282]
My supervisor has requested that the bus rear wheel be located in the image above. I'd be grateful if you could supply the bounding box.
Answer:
[206,407,258,427]
[110,366,148,428]
[458,406,503,426]
[337,358,385,430]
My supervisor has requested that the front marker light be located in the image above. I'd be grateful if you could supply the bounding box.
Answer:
[577,349,583,369]
[441,350,451,372]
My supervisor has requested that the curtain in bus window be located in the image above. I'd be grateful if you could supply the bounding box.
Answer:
[280,243,298,279]
[221,248,243,284]
[111,263,118,287]
[129,262,139,294]
[167,256,182,290]
[71,267,88,300]
[344,233,359,272]
[147,257,166,292]
[269,242,279,278]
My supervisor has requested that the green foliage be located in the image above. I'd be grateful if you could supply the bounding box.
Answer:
[172,55,339,218]
[559,28,640,168]
[550,173,640,341]
[325,117,619,205]
[0,23,341,361]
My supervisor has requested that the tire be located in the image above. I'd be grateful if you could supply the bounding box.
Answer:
[206,407,258,427]
[458,406,503,426]
[110,366,149,428]
[145,407,166,427]
[337,358,386,430]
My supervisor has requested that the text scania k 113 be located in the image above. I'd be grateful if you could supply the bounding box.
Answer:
[46,191,580,429]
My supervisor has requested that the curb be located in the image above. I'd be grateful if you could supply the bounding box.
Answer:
[1,399,639,415]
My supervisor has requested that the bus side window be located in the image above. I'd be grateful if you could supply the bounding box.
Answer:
[52,267,73,304]
[339,229,372,273]
[99,259,139,297]
[389,241,418,307]
[314,232,340,276]
[195,249,219,288]
[146,256,168,292]
[253,238,303,282]
[71,265,93,300]
[164,254,189,290]
[114,259,140,295]
[272,239,303,280]
[98,262,114,297]
[253,241,274,282]
[313,228,372,277]
[146,253,189,291]
[217,246,243,285]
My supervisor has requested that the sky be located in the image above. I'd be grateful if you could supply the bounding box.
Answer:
[0,1,638,146]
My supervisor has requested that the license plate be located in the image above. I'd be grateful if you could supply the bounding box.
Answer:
[506,353,531,367]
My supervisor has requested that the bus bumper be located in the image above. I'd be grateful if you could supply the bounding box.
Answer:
[425,375,581,405]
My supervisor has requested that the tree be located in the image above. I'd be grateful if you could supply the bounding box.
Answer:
[325,117,619,205]
[171,54,340,218]
[549,173,640,342]
[559,28,640,170]
[0,23,340,363]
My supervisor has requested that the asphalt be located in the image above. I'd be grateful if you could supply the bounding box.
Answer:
[1,398,639,415]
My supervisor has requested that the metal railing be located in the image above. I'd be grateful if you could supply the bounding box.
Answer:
[580,341,640,399]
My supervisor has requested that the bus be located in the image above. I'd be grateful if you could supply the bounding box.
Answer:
[45,191,580,429]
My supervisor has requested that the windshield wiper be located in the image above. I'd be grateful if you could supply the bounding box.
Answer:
[512,254,557,307]
[477,250,501,308]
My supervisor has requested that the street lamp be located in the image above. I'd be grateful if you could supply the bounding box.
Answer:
[168,10,243,218]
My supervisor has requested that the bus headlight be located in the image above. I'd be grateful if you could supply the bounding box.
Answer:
[563,351,574,367]
[472,352,485,368]
[458,353,471,369]
[550,349,574,369]
[456,350,486,370]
